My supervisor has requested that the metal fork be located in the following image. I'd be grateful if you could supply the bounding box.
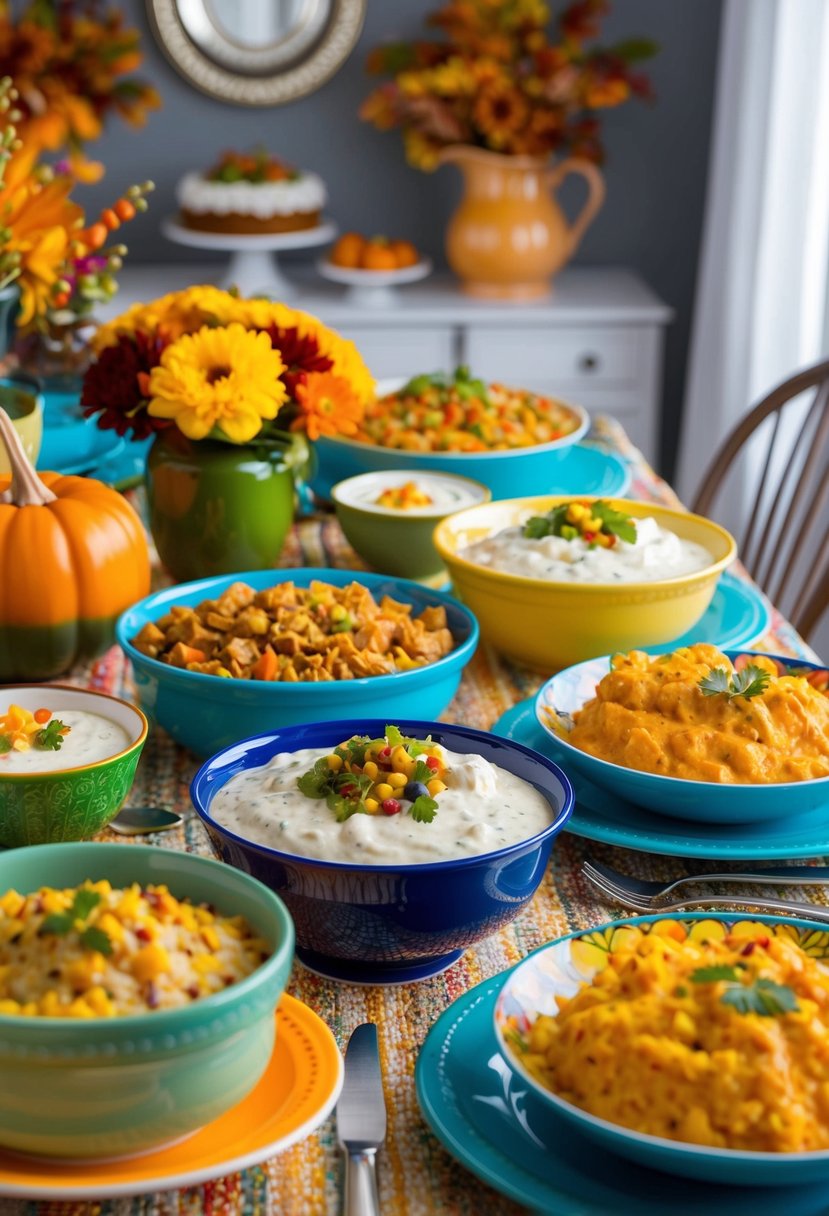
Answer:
[583,859,829,906]
[582,860,829,925]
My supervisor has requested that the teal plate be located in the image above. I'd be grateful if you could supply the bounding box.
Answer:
[647,569,770,655]
[38,424,124,476]
[544,442,631,496]
[494,701,829,859]
[416,959,829,1213]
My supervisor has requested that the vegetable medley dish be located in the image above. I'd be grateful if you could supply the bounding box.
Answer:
[352,367,581,453]
[131,579,455,680]
[0,881,269,1017]
[554,644,829,784]
[508,920,829,1152]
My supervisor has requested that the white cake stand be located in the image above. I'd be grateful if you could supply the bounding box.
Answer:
[316,257,432,307]
[161,217,337,298]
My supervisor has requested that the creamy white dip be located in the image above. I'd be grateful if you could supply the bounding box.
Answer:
[209,746,553,864]
[0,710,131,773]
[461,515,713,583]
[336,472,487,516]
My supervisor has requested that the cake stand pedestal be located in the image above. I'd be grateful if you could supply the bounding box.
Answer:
[315,258,432,307]
[161,217,337,299]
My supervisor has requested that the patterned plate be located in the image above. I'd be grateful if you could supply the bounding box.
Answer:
[417,925,829,1213]
[494,701,829,859]
[0,994,343,1200]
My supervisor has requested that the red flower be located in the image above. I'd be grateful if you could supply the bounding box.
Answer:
[263,325,333,399]
[81,332,169,440]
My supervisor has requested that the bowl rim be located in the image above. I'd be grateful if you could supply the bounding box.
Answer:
[494,910,829,1165]
[0,841,294,1034]
[433,495,737,592]
[331,468,492,519]
[190,717,574,874]
[116,567,479,692]
[0,685,148,781]
[535,649,829,793]
[316,380,590,462]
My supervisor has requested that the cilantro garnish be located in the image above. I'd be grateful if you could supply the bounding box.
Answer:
[35,719,69,750]
[401,365,489,404]
[698,665,771,702]
[690,965,799,1017]
[521,500,637,545]
[409,795,438,823]
[38,889,111,953]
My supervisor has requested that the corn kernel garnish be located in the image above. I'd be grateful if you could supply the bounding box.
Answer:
[296,725,448,823]
[522,500,637,548]
[375,481,434,509]
[0,706,70,756]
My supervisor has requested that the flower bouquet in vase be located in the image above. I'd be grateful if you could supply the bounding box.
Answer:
[362,0,657,298]
[80,287,375,580]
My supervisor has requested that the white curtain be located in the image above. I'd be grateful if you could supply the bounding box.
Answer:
[676,0,829,503]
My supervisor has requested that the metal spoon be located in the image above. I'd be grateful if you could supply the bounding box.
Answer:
[109,806,183,836]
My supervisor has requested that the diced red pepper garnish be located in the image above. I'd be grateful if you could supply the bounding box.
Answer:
[382,798,401,816]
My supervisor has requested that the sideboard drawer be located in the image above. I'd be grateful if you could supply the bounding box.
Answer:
[463,326,644,385]
[335,327,456,380]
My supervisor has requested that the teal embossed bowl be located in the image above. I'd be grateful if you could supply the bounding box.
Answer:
[0,686,149,847]
[0,842,294,1159]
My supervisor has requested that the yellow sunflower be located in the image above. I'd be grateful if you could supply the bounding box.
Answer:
[93,285,239,351]
[147,323,287,443]
[473,79,530,149]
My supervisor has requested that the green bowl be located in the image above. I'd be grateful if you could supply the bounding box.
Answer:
[332,470,490,583]
[0,842,295,1158]
[0,686,149,847]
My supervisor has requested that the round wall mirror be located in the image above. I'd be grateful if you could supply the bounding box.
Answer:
[147,0,366,105]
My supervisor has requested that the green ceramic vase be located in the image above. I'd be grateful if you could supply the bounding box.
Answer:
[145,430,303,582]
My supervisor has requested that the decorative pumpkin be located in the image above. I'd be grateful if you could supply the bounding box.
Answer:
[0,408,151,680]
[328,233,422,272]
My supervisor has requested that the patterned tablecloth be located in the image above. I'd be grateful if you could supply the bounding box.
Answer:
[4,418,820,1216]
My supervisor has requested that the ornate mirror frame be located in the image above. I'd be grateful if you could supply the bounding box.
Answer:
[146,0,367,106]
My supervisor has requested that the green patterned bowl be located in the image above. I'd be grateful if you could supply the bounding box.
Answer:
[0,842,295,1158]
[0,686,148,847]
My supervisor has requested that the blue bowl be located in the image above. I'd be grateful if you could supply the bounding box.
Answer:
[309,393,589,503]
[191,718,574,984]
[535,650,829,824]
[117,569,479,758]
[495,912,829,1185]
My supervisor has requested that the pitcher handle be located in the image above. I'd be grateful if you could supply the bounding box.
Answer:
[546,158,606,257]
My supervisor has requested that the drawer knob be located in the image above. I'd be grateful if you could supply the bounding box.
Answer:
[578,352,601,373]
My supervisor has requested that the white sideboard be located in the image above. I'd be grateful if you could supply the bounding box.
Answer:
[103,265,672,464]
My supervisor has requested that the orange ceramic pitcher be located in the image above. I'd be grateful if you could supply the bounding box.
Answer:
[439,146,606,300]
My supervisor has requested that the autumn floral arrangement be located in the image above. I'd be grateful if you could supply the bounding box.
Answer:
[0,0,159,181]
[80,286,375,454]
[361,0,657,169]
[0,79,153,380]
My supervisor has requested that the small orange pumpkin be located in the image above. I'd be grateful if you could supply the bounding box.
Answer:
[0,408,151,680]
[360,239,400,271]
[329,232,366,268]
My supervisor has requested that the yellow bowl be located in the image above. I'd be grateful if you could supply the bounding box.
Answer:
[433,496,737,672]
[0,377,43,473]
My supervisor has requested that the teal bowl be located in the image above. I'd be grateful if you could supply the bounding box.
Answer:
[0,842,294,1159]
[535,651,829,824]
[117,568,479,757]
[495,912,829,1185]
[0,686,148,847]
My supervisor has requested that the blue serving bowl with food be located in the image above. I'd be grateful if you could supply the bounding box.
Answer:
[190,718,574,984]
[535,648,829,823]
[309,375,589,502]
[495,911,829,1185]
[0,841,294,1159]
[117,569,479,758]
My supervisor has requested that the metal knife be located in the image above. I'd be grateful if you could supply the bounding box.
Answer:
[336,1023,386,1216]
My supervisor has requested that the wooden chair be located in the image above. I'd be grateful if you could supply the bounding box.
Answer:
[690,359,829,643]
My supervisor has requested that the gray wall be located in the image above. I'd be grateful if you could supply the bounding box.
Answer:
[83,0,723,477]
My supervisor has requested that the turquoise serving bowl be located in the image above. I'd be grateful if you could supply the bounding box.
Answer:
[0,842,294,1159]
[117,568,479,757]
[0,686,148,847]
[495,912,829,1186]
[309,377,589,502]
[535,651,829,823]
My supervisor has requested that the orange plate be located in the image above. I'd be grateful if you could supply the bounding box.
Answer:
[0,994,343,1200]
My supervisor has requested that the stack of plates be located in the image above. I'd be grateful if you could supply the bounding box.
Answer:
[38,389,150,489]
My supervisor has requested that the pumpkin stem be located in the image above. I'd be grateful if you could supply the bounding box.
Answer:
[0,407,57,506]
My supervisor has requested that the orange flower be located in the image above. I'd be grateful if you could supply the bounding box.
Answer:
[292,373,364,441]
[473,80,529,148]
